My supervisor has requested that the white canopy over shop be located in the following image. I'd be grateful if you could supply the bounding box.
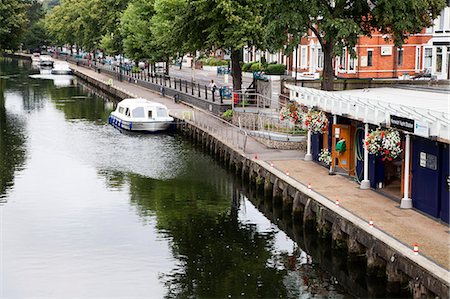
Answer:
[286,85,450,143]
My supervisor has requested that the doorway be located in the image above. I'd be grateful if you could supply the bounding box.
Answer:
[383,157,403,198]
[331,124,355,175]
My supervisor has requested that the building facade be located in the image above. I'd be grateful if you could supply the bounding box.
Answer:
[243,4,450,80]
[287,85,450,224]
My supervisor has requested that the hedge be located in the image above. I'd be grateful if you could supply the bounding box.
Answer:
[265,64,286,75]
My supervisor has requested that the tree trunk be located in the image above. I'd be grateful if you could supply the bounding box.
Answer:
[165,58,170,75]
[231,49,242,91]
[321,42,335,91]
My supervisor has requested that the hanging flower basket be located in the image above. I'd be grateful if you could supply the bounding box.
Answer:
[304,110,328,133]
[364,129,402,161]
[279,102,302,126]
[318,148,332,165]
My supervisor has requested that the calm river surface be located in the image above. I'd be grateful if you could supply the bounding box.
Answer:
[0,58,400,298]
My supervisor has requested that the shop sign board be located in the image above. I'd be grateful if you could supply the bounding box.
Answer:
[390,115,414,132]
[414,120,429,137]
[390,115,429,137]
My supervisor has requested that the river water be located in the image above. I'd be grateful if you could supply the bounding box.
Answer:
[0,58,404,298]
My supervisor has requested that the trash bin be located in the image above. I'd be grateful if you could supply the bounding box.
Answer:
[233,93,239,105]
[174,93,180,103]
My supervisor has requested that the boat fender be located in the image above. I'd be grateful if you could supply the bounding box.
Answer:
[119,121,122,129]
[129,122,133,130]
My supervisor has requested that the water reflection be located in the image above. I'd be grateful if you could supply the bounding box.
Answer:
[1,58,356,298]
[0,80,27,202]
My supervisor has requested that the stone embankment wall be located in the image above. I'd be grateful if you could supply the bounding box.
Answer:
[177,121,449,299]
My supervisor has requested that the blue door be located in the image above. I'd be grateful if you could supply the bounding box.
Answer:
[411,137,440,218]
[439,144,449,223]
[311,132,323,162]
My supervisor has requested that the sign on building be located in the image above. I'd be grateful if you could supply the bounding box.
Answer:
[390,115,414,132]
[381,46,392,56]
[390,115,429,138]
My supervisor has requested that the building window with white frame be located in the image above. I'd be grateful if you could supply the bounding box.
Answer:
[339,48,347,70]
[397,48,403,66]
[424,48,432,69]
[317,48,324,69]
[300,46,308,68]
[367,49,373,66]
[415,47,421,71]
[436,47,443,73]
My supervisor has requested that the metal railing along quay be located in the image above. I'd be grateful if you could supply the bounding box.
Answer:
[57,54,233,105]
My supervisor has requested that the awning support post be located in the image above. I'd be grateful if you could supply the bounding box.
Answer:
[400,133,412,209]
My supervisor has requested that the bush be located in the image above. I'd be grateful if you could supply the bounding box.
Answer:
[200,57,230,66]
[131,66,141,73]
[250,62,262,72]
[265,64,286,75]
[242,62,253,72]
[222,109,233,118]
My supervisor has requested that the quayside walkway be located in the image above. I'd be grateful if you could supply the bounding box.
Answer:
[69,63,450,285]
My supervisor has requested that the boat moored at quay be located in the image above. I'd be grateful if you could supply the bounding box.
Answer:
[108,98,174,132]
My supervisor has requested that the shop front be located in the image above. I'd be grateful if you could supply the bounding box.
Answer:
[287,85,449,223]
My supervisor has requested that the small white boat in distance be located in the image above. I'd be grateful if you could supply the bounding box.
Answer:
[109,98,174,132]
[51,61,72,75]
[39,55,54,67]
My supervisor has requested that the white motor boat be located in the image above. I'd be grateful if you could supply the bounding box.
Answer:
[109,98,174,132]
[51,61,72,75]
[39,55,54,67]
[31,52,41,63]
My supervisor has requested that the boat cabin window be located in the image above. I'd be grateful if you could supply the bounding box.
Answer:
[148,110,153,119]
[125,108,130,116]
[118,107,124,114]
[132,107,145,118]
[156,107,168,118]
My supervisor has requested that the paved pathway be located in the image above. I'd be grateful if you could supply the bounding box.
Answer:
[70,62,450,272]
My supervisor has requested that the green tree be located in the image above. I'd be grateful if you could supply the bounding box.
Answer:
[0,0,29,50]
[264,0,446,91]
[167,0,264,91]
[120,0,155,63]
[150,0,187,73]
[21,0,50,51]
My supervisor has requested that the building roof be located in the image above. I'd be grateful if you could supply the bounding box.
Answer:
[286,85,450,143]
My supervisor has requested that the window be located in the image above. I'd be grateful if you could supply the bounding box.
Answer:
[436,47,443,73]
[367,50,373,66]
[300,46,308,68]
[125,108,130,116]
[148,110,153,119]
[439,10,445,30]
[157,108,168,118]
[424,48,432,68]
[349,56,356,71]
[132,107,145,118]
[339,48,347,70]
[397,48,403,66]
[415,47,421,71]
[317,48,324,69]
[118,107,124,114]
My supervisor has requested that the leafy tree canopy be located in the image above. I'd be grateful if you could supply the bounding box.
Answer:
[0,0,29,50]
[264,0,446,90]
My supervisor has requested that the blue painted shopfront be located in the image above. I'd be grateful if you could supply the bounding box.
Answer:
[439,144,449,223]
[411,136,449,223]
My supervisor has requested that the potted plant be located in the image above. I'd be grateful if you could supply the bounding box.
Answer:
[364,129,402,161]
[279,102,302,126]
[304,110,329,133]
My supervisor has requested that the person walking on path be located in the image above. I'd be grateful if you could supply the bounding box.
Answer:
[208,79,217,95]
